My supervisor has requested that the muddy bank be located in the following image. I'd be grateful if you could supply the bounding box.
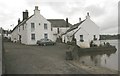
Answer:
[65,44,118,74]
[68,60,118,74]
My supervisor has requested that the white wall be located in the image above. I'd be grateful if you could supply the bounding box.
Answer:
[11,28,18,42]
[18,23,27,44]
[75,18,100,48]
[62,28,78,43]
[63,17,100,48]
[53,27,70,41]
[26,13,53,45]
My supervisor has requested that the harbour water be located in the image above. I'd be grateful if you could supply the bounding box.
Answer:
[78,40,119,71]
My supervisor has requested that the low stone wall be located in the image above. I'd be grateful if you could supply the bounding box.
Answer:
[65,45,79,60]
[65,44,117,61]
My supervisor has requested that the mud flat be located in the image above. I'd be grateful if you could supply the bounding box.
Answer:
[68,60,118,74]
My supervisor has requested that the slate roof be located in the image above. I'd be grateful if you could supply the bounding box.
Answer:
[47,19,72,27]
[11,15,34,33]
[66,20,85,33]
[3,30,11,34]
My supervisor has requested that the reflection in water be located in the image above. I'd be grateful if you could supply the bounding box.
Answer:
[105,59,106,64]
[79,51,114,68]
[78,40,118,70]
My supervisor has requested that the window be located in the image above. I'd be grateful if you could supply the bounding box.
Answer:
[44,23,47,29]
[31,34,35,40]
[44,33,48,39]
[80,35,84,42]
[31,23,35,32]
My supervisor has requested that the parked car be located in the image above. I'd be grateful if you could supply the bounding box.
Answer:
[37,39,55,46]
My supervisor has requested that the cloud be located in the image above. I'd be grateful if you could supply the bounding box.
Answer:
[85,5,106,17]
[100,27,118,34]
[0,0,119,35]
[45,0,87,17]
[0,0,28,29]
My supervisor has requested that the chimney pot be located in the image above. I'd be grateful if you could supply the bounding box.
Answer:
[25,10,28,12]
[87,12,90,16]
[79,18,81,22]
[35,6,38,10]
[18,18,21,24]
[86,12,90,19]
[66,18,68,27]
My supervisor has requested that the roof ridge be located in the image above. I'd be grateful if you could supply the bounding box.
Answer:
[47,19,64,20]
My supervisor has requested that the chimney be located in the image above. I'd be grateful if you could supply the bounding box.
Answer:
[34,6,40,15]
[18,18,21,24]
[79,18,81,22]
[66,18,69,27]
[86,12,90,19]
[35,6,38,10]
[23,10,29,20]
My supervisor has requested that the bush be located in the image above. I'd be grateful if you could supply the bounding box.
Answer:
[67,41,76,45]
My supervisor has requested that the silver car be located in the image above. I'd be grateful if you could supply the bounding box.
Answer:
[37,39,55,46]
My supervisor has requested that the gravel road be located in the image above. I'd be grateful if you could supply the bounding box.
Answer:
[4,42,88,74]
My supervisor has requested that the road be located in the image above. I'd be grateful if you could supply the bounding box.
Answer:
[4,42,88,74]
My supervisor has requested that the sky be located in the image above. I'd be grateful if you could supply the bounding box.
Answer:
[0,0,119,34]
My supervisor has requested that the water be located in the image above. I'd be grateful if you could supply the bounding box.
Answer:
[78,40,118,71]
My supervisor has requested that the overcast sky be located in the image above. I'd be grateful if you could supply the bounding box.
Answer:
[0,0,119,34]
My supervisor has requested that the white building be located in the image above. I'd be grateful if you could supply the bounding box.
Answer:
[11,6,53,45]
[62,13,100,48]
[3,30,11,39]
[48,18,72,42]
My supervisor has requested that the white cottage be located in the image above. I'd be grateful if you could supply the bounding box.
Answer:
[11,6,53,45]
[48,18,72,42]
[62,13,100,48]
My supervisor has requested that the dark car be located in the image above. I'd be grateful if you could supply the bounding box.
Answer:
[37,39,55,46]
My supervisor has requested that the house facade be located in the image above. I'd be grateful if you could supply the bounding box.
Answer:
[62,13,100,48]
[11,6,53,45]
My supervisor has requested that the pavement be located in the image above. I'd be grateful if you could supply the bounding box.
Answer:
[4,42,88,74]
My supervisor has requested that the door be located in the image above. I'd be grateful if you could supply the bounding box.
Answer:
[19,35,21,43]
[44,33,48,39]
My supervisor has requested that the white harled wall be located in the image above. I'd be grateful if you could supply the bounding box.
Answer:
[11,6,53,45]
[75,18,100,48]
[63,17,100,48]
[26,11,53,45]
[11,28,18,42]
